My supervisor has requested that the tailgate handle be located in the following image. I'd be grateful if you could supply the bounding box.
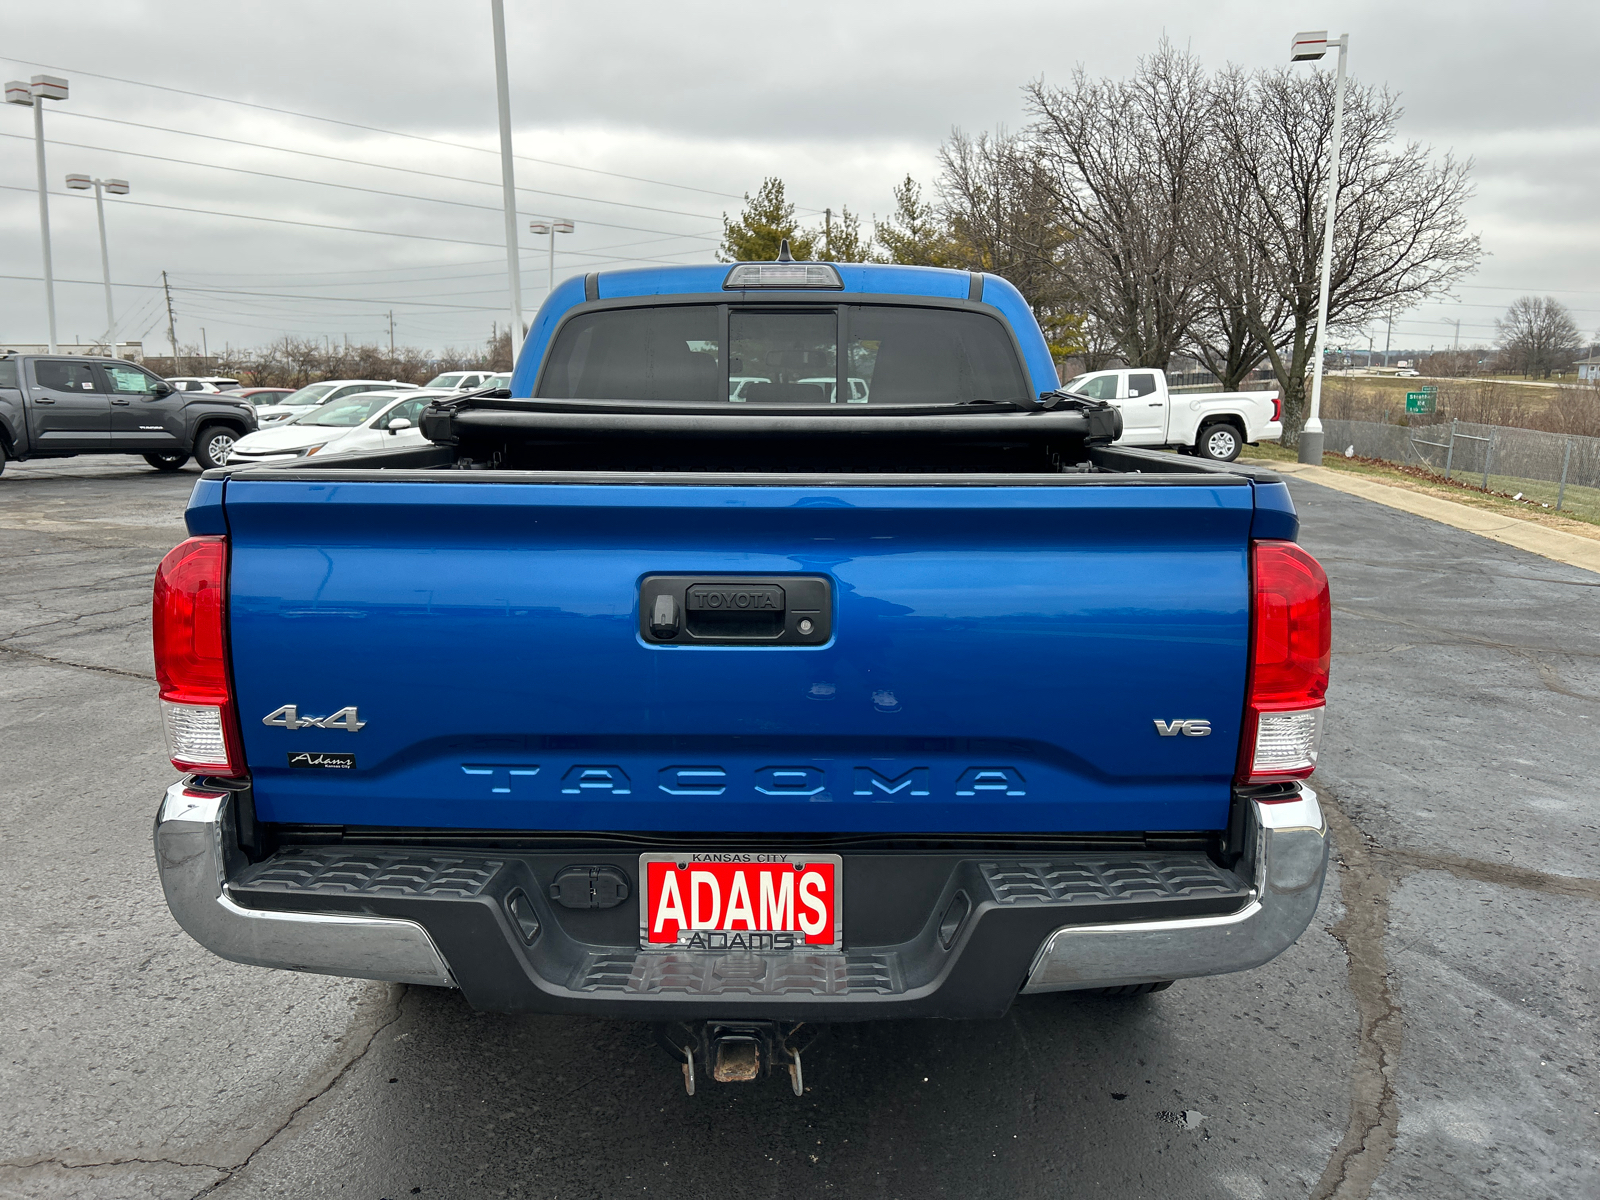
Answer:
[686,583,786,639]
[640,575,831,646]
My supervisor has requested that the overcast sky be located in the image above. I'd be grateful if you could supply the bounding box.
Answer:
[3,0,1597,360]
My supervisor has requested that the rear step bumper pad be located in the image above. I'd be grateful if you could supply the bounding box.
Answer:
[152,783,1325,1017]
[1023,788,1327,994]
[153,782,455,987]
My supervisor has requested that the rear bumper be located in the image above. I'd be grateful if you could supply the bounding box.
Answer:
[153,783,453,987]
[1252,419,1284,443]
[153,781,1326,1018]
[1022,789,1326,993]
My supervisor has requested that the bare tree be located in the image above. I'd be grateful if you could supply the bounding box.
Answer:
[1182,67,1292,391]
[201,336,488,388]
[935,127,1078,360]
[1025,42,1215,370]
[1496,296,1583,379]
[1215,69,1479,440]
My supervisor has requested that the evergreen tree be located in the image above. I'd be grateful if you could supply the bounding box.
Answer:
[720,178,816,262]
[873,176,952,266]
[815,206,872,262]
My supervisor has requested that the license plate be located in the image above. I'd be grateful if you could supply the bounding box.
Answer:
[639,853,843,951]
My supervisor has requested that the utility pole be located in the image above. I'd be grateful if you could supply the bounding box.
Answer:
[162,270,179,367]
[825,208,833,259]
[388,311,395,375]
[201,327,208,362]
[1383,311,1393,368]
[490,0,524,365]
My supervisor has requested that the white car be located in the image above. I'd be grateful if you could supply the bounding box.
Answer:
[798,376,871,403]
[728,376,771,402]
[165,376,243,393]
[424,369,497,391]
[254,379,417,425]
[224,390,442,466]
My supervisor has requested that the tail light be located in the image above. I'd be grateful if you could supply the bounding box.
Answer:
[153,536,244,776]
[1238,540,1330,784]
[1270,393,1282,423]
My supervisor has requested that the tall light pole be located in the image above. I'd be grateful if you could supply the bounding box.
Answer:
[66,174,130,351]
[6,75,70,354]
[490,0,524,365]
[529,218,575,297]
[1290,31,1348,464]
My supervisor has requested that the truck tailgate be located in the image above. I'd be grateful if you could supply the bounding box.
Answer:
[224,477,1252,833]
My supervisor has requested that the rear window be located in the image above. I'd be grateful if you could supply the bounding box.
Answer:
[536,304,1030,406]
[0,361,18,389]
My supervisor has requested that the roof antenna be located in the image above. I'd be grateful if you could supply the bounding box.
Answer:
[775,238,794,262]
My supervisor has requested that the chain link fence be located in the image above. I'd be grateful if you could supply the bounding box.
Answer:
[1320,417,1600,520]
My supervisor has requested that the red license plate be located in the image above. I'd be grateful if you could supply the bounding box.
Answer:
[639,854,843,951]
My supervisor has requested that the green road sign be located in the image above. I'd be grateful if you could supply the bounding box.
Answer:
[1406,391,1436,414]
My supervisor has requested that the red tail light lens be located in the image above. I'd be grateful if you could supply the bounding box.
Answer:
[153,536,243,775]
[1238,540,1330,783]
[1271,394,1282,423]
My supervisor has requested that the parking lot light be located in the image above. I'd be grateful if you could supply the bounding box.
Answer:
[490,0,524,366]
[1289,32,1349,465]
[67,173,131,350]
[6,74,70,353]
[529,218,576,298]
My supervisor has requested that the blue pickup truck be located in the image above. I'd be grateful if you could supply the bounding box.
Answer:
[152,258,1331,1095]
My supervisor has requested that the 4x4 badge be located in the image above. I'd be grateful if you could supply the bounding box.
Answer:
[262,704,366,732]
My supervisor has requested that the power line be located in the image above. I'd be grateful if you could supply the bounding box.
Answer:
[0,128,721,243]
[0,54,802,208]
[37,114,732,226]
[1454,283,1600,296]
[0,271,487,310]
[0,183,714,260]
[170,234,712,289]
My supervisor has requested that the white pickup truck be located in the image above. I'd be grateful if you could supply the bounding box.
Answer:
[1060,368,1281,461]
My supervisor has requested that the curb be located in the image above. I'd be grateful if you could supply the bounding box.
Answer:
[1256,460,1600,577]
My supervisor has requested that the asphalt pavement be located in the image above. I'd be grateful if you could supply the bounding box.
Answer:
[1,455,1595,1200]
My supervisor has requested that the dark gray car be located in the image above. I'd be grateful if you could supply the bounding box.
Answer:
[0,355,257,475]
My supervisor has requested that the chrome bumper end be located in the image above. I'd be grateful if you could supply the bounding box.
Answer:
[153,781,455,987]
[1021,788,1329,993]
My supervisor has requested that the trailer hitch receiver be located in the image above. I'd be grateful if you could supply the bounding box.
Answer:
[654,1020,819,1097]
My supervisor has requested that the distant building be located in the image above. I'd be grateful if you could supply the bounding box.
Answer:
[0,341,142,359]
[1574,356,1600,382]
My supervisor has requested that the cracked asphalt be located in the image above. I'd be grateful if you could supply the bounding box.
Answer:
[1,455,1596,1200]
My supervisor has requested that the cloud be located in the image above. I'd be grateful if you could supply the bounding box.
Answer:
[2,0,1596,353]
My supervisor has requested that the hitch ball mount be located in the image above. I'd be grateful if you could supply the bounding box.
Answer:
[653,1020,821,1097]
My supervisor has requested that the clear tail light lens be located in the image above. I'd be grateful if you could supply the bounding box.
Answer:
[1238,540,1330,783]
[153,536,243,775]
